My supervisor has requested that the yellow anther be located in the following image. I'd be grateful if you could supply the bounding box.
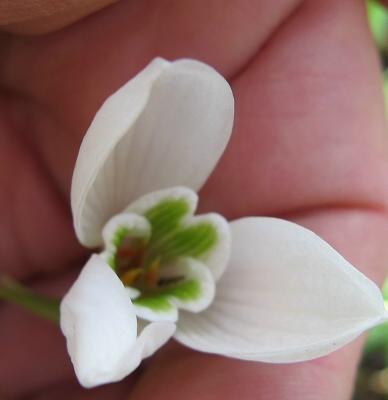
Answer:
[145,258,161,287]
[120,268,143,286]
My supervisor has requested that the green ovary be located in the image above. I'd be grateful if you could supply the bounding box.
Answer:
[109,198,217,312]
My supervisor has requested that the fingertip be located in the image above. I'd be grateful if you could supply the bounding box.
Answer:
[0,0,119,35]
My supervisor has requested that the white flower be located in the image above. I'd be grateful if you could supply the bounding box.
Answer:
[60,254,175,388]
[60,58,388,388]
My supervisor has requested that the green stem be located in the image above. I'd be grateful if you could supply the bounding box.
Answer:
[0,277,60,323]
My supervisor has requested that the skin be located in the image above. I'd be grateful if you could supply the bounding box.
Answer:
[1,0,388,398]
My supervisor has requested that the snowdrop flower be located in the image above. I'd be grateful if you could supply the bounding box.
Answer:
[61,58,388,388]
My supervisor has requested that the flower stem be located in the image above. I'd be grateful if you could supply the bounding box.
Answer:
[0,276,60,323]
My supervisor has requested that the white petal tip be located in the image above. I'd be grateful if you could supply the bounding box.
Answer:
[60,255,138,388]
[71,58,234,247]
[175,217,388,364]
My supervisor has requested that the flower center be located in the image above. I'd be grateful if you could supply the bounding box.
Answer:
[104,226,157,290]
[108,198,217,290]
[114,231,200,294]
[102,193,223,317]
[114,235,165,289]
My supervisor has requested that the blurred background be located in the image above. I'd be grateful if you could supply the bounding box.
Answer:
[355,3,388,398]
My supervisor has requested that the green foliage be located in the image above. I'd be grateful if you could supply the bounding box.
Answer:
[367,0,388,50]
[364,279,388,358]
[358,276,388,399]
[384,71,388,110]
[357,0,388,361]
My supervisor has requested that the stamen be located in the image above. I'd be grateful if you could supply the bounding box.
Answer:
[115,237,145,271]
[144,258,161,287]
[120,268,143,286]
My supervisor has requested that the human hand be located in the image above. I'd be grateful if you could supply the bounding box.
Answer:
[1,1,388,398]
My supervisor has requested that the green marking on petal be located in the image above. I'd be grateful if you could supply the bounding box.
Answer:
[148,222,218,263]
[133,295,174,312]
[111,226,131,248]
[164,279,202,302]
[106,195,219,304]
[145,198,190,243]
[141,197,218,265]
[107,255,115,269]
[133,279,201,313]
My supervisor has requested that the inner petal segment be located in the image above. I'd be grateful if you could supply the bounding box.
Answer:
[101,188,225,322]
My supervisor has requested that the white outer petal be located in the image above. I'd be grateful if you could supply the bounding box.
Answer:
[119,321,176,371]
[60,255,137,388]
[71,58,234,247]
[60,255,175,388]
[174,217,388,363]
